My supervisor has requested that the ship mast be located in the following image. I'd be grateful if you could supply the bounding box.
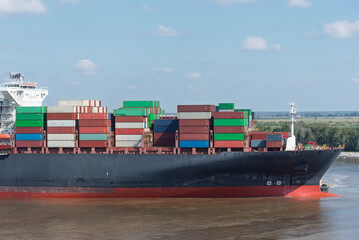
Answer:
[285,99,297,151]
[288,100,296,137]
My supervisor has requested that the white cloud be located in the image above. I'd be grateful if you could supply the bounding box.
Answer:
[152,25,183,37]
[210,0,257,6]
[324,20,359,38]
[241,37,281,51]
[352,78,359,83]
[59,0,82,4]
[72,81,81,85]
[272,44,282,51]
[242,37,268,51]
[185,73,202,79]
[0,0,46,15]
[287,0,312,8]
[152,67,175,73]
[73,59,98,75]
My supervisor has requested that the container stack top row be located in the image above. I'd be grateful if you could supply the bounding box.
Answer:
[14,100,289,150]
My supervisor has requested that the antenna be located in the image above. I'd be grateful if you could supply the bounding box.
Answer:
[288,99,296,137]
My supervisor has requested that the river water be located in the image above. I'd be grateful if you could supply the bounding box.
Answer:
[0,161,358,240]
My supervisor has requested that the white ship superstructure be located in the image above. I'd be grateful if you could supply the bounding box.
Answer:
[0,73,48,134]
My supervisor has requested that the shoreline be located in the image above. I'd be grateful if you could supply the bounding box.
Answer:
[337,152,359,163]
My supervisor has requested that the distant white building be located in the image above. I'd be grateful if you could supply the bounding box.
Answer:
[0,73,48,134]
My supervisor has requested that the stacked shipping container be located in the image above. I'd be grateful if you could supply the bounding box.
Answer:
[47,100,108,148]
[266,133,283,148]
[79,112,110,148]
[15,107,46,148]
[213,112,246,148]
[153,119,178,147]
[235,109,253,128]
[47,106,77,148]
[250,132,287,149]
[178,105,214,148]
[122,101,163,128]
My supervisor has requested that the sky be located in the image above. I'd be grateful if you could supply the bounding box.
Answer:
[0,0,358,112]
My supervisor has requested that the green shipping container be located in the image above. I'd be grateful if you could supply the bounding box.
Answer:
[218,103,235,110]
[16,113,44,121]
[161,109,164,115]
[16,120,44,127]
[123,101,156,108]
[214,133,245,141]
[114,108,148,116]
[214,119,248,126]
[16,106,46,114]
[79,134,108,141]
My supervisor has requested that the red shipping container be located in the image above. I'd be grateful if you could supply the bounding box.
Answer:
[79,140,108,148]
[79,119,110,127]
[179,126,210,134]
[179,119,210,127]
[177,105,215,112]
[214,141,245,148]
[47,113,78,120]
[148,108,161,114]
[16,140,44,148]
[214,126,245,133]
[16,127,44,134]
[115,128,145,135]
[79,127,110,134]
[266,141,282,148]
[180,133,209,141]
[79,113,108,120]
[115,116,147,122]
[251,133,268,140]
[47,127,76,134]
[154,132,175,140]
[213,112,245,119]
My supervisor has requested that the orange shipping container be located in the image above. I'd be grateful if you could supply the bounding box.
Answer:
[47,113,78,120]
[214,141,244,148]
[115,128,145,135]
[79,113,108,120]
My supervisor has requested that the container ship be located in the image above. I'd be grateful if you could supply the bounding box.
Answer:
[0,74,341,198]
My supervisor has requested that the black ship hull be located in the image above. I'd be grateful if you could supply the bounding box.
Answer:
[0,149,341,198]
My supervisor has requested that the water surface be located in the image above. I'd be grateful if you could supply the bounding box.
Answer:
[0,162,358,240]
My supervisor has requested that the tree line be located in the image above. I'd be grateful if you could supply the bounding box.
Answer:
[254,121,359,151]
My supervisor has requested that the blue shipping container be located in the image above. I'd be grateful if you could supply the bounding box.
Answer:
[251,140,266,148]
[16,134,43,141]
[267,134,282,141]
[154,119,178,126]
[179,140,209,148]
[154,125,178,133]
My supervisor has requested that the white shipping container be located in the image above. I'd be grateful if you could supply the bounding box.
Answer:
[115,122,145,129]
[178,112,212,119]
[115,140,142,147]
[57,100,101,107]
[47,140,76,148]
[47,134,76,141]
[116,134,142,141]
[47,106,77,113]
[47,120,76,127]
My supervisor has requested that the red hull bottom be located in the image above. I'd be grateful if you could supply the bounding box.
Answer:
[0,185,339,198]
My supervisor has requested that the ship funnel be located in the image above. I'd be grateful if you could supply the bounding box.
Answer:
[285,100,296,151]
